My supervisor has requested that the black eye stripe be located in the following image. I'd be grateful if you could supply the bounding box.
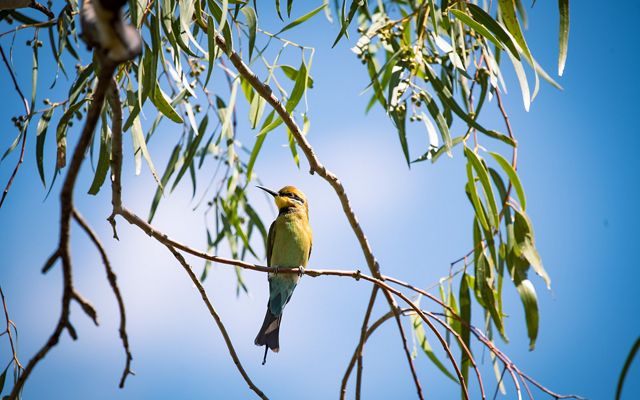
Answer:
[279,192,305,204]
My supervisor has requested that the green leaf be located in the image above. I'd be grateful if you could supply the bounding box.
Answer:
[0,365,7,393]
[459,273,472,395]
[333,0,363,47]
[287,127,299,168]
[489,151,526,210]
[249,87,266,129]
[514,210,551,288]
[451,10,507,57]
[506,50,531,112]
[56,100,87,169]
[465,147,500,229]
[287,0,293,17]
[475,253,506,339]
[276,4,325,35]
[465,163,490,232]
[465,4,520,59]
[172,116,209,192]
[391,101,410,167]
[280,65,314,88]
[88,119,111,195]
[150,83,184,123]
[423,64,514,146]
[498,0,534,64]
[285,61,308,113]
[616,337,640,400]
[36,108,54,186]
[420,91,451,155]
[247,111,275,180]
[515,277,539,350]
[411,297,458,383]
[241,7,257,60]
[558,0,569,76]
[131,112,163,189]
[205,15,217,86]
[148,144,181,222]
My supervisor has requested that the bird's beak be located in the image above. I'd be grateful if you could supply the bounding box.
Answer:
[257,185,278,198]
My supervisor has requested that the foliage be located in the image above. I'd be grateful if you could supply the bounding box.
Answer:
[0,0,573,398]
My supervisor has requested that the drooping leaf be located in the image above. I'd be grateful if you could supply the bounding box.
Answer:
[558,0,570,76]
[411,297,458,382]
[36,108,54,186]
[489,151,526,210]
[514,277,539,350]
[285,61,308,113]
[150,82,184,123]
[149,144,182,222]
[88,118,111,195]
[465,147,500,229]
[459,273,472,396]
[616,337,640,400]
[465,4,520,59]
[277,4,326,35]
[241,7,257,60]
[513,210,551,288]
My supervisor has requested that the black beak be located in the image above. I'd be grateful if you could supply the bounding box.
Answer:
[256,185,278,198]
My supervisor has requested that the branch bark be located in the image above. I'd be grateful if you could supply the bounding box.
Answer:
[212,32,427,400]
[8,60,116,400]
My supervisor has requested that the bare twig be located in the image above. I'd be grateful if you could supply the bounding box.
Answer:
[107,82,267,398]
[352,286,378,400]
[0,286,23,371]
[72,209,134,388]
[8,59,117,400]
[164,244,268,400]
[0,44,30,208]
[28,1,54,19]
[212,32,426,400]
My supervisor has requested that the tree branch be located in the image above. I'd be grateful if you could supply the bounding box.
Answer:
[8,58,117,400]
[0,44,30,208]
[106,79,267,398]
[0,286,23,372]
[212,32,426,400]
[164,244,268,400]
[72,208,134,388]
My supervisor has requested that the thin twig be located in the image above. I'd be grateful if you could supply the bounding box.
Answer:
[0,44,31,208]
[164,245,268,400]
[72,209,134,388]
[8,59,117,400]
[107,81,267,398]
[0,286,23,371]
[353,286,378,400]
[211,32,426,400]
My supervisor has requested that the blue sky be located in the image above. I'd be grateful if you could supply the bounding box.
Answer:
[0,1,639,399]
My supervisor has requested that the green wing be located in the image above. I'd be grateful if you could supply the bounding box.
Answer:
[266,221,276,267]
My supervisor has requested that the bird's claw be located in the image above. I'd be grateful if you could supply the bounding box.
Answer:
[297,266,304,278]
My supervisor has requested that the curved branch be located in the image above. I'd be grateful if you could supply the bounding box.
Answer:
[72,209,134,388]
[212,32,425,400]
[107,80,267,398]
[8,59,117,399]
[164,245,268,400]
[0,44,30,208]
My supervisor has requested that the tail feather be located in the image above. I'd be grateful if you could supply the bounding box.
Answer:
[255,308,282,354]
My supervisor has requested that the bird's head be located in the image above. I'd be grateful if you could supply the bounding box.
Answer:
[257,185,308,215]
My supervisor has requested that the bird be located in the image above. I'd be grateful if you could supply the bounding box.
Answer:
[254,185,312,365]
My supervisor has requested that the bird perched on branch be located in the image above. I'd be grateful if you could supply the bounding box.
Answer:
[255,185,312,365]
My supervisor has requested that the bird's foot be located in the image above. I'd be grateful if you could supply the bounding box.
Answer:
[297,265,304,278]
[272,266,279,276]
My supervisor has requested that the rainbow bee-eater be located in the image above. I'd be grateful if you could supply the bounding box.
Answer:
[254,185,312,364]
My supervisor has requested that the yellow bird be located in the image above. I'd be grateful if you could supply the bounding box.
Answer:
[254,185,312,364]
